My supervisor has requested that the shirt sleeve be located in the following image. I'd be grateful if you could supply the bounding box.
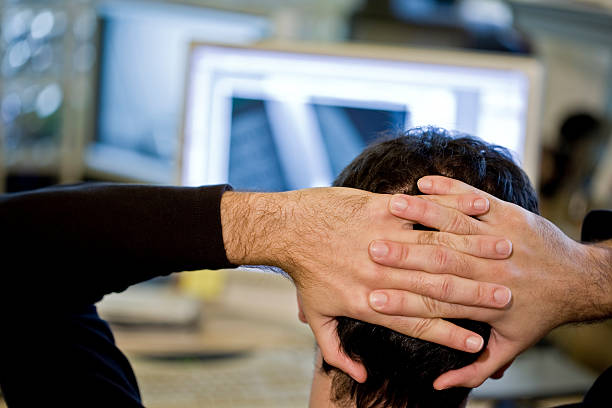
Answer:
[0,183,236,312]
[581,210,612,243]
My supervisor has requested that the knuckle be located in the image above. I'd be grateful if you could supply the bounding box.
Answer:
[417,231,437,246]
[445,324,464,348]
[460,235,473,252]
[370,262,396,285]
[346,302,363,318]
[412,317,435,338]
[436,177,452,193]
[436,232,451,248]
[454,253,469,276]
[465,219,478,235]
[418,198,437,223]
[438,276,454,302]
[438,233,463,252]
[460,195,476,212]
[500,263,518,281]
[374,198,390,219]
[478,236,492,256]
[433,247,451,272]
[421,295,438,315]
[446,214,468,233]
[399,244,411,263]
[397,293,411,315]
[413,273,431,295]
[433,247,462,275]
[476,283,489,305]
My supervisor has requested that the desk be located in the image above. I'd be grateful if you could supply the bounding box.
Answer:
[97,270,590,408]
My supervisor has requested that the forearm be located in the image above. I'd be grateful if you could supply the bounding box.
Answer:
[220,189,331,273]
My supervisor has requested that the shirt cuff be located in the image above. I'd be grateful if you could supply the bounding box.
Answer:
[581,210,612,243]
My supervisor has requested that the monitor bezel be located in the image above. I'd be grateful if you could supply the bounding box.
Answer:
[179,41,543,188]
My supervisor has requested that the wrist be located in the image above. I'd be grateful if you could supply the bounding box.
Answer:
[565,240,612,324]
[586,240,612,319]
[220,190,292,266]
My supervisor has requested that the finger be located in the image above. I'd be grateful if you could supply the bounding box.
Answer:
[416,176,507,223]
[370,265,512,308]
[417,193,490,216]
[368,289,503,320]
[364,314,484,353]
[388,195,483,234]
[313,317,367,383]
[417,176,484,195]
[371,232,513,260]
[433,339,517,389]
[369,241,503,281]
[369,285,508,320]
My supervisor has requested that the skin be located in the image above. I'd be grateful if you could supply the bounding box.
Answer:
[309,350,335,408]
[368,175,612,390]
[220,187,515,382]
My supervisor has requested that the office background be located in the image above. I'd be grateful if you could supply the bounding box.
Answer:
[1,1,612,407]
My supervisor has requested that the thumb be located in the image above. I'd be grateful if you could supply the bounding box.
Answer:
[433,339,517,389]
[312,316,367,383]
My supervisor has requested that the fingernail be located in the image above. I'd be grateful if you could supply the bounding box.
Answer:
[466,336,483,352]
[369,292,388,309]
[473,198,488,211]
[418,178,433,190]
[494,288,512,306]
[495,239,512,256]
[390,196,408,212]
[370,241,389,258]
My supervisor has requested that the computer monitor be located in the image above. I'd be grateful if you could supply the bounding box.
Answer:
[88,1,269,183]
[181,42,542,190]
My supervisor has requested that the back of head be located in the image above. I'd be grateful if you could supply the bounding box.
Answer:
[324,127,539,408]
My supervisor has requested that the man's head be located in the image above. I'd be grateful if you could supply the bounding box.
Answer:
[320,127,539,408]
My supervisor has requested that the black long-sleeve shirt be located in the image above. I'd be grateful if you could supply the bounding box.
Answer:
[0,183,234,313]
[0,183,234,407]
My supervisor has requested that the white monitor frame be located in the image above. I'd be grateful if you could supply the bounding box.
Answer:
[180,41,543,188]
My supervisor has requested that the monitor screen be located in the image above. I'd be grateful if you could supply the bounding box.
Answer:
[88,2,269,183]
[181,43,542,190]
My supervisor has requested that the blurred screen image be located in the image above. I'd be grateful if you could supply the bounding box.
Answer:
[89,2,269,182]
[228,98,405,191]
